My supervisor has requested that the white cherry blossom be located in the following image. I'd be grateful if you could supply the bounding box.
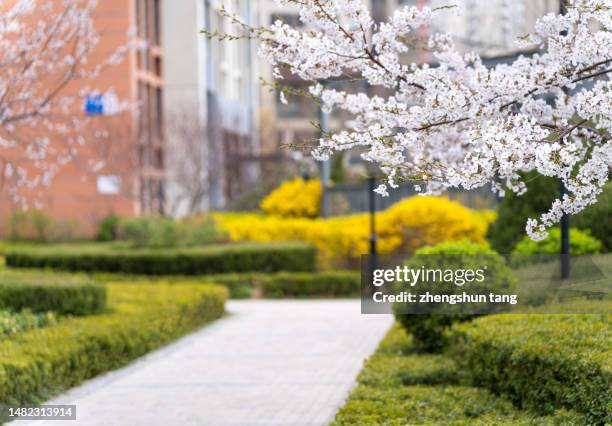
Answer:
[253,0,611,240]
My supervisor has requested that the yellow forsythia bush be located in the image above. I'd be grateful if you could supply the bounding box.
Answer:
[376,196,495,253]
[260,178,321,218]
[217,196,495,269]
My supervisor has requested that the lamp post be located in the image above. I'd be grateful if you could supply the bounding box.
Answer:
[560,0,570,280]
[560,182,570,279]
[368,175,378,276]
[368,176,378,267]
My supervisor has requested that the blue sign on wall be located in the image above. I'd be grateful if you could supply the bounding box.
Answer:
[85,94,104,115]
[84,93,118,116]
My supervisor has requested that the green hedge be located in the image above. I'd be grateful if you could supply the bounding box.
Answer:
[0,283,227,407]
[0,281,106,316]
[257,271,360,298]
[450,311,611,424]
[331,324,584,425]
[204,270,360,298]
[88,270,359,299]
[0,268,106,316]
[393,241,516,352]
[4,242,316,275]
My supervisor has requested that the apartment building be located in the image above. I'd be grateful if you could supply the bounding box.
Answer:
[162,0,260,216]
[258,1,315,156]
[0,0,164,235]
[423,0,560,57]
[0,0,263,235]
[136,0,165,216]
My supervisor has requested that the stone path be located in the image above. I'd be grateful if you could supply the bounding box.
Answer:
[12,300,392,426]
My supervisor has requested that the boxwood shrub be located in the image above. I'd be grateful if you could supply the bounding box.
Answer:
[257,271,360,298]
[0,280,106,316]
[91,270,359,299]
[0,283,227,407]
[5,242,316,275]
[211,271,360,298]
[393,241,516,352]
[331,324,585,425]
[450,310,612,424]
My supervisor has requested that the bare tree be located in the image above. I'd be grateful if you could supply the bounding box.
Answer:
[164,109,214,217]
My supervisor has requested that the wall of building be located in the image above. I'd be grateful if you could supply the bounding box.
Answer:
[162,0,261,214]
[0,0,139,237]
[161,0,209,217]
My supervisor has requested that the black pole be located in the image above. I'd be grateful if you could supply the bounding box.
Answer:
[559,0,570,280]
[560,181,570,279]
[368,176,378,274]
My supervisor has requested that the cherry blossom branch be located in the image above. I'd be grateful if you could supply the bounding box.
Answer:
[217,0,612,241]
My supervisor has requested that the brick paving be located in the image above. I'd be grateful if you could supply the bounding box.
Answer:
[12,300,392,426]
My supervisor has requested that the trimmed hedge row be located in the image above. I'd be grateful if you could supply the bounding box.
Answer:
[0,283,227,407]
[450,309,612,424]
[0,268,106,315]
[4,242,316,275]
[257,271,360,298]
[331,324,584,425]
[0,281,106,316]
[206,270,360,298]
[91,270,360,299]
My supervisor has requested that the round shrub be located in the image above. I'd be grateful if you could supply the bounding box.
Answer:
[393,241,516,352]
[513,227,602,255]
[378,196,494,253]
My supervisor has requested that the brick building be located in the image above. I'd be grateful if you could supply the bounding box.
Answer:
[0,0,164,235]
[0,0,262,235]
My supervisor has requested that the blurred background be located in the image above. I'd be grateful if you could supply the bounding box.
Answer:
[0,0,561,237]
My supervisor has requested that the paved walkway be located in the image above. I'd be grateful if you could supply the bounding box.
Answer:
[13,300,392,426]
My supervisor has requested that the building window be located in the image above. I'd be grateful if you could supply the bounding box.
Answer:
[270,14,302,27]
[211,0,244,100]
[136,0,164,214]
[136,0,162,73]
[152,0,161,45]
